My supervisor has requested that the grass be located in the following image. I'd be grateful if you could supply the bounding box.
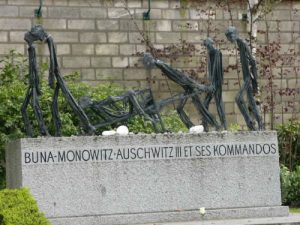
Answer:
[290,208,300,213]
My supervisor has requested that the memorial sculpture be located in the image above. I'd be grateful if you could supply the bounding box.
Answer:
[21,25,264,135]
[225,26,264,130]
[143,53,220,130]
[22,25,167,135]
[203,38,227,131]
[78,88,166,133]
[22,25,95,137]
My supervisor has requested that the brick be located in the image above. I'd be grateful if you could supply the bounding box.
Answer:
[274,1,292,9]
[81,69,96,81]
[266,10,291,20]
[121,80,140,89]
[257,33,266,44]
[190,9,216,20]
[293,2,300,10]
[294,34,300,44]
[108,32,128,43]
[0,19,31,30]
[18,30,36,44]
[181,32,201,43]
[112,57,129,68]
[146,0,168,9]
[156,32,181,44]
[159,80,182,92]
[215,9,223,20]
[124,69,147,80]
[96,44,119,55]
[171,56,200,67]
[135,9,162,19]
[120,44,136,55]
[288,79,300,89]
[97,20,119,30]
[129,57,143,67]
[224,102,235,114]
[162,9,188,19]
[53,0,68,6]
[50,32,79,43]
[279,21,299,32]
[95,69,123,80]
[63,56,90,68]
[0,32,8,42]
[119,20,143,31]
[80,8,107,18]
[127,1,142,8]
[72,44,94,55]
[8,0,52,5]
[173,21,199,31]
[223,10,238,20]
[0,44,24,55]
[144,21,157,31]
[169,0,180,9]
[91,57,111,67]
[129,32,145,44]
[258,21,278,32]
[108,8,133,19]
[156,20,172,31]
[19,6,47,17]
[43,19,67,30]
[222,90,237,103]
[292,9,300,21]
[68,20,95,30]
[56,44,71,55]
[0,6,18,17]
[48,7,80,18]
[114,0,125,7]
[68,2,90,6]
[269,32,293,43]
[80,32,107,43]
[136,45,146,53]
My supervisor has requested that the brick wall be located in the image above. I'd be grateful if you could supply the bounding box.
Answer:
[0,0,299,129]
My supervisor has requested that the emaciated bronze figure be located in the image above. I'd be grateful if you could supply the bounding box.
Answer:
[143,53,220,130]
[225,26,263,130]
[22,25,95,136]
[203,37,227,131]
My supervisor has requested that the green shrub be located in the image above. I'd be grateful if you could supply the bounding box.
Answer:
[281,165,300,207]
[277,120,300,171]
[0,188,50,225]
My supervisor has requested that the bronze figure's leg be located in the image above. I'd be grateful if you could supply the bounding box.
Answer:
[56,76,95,135]
[21,88,34,137]
[235,80,255,130]
[52,83,62,136]
[176,94,194,128]
[192,94,220,130]
[215,89,227,130]
[246,85,264,130]
[203,93,214,132]
[32,87,49,136]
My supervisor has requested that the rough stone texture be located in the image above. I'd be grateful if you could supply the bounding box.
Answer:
[6,131,288,225]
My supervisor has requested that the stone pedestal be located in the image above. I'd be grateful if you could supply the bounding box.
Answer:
[6,131,288,225]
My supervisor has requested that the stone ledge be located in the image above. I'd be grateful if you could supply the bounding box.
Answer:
[50,206,289,225]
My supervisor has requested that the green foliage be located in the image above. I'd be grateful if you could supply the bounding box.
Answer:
[281,165,300,207]
[228,123,241,132]
[0,188,50,225]
[127,111,188,134]
[290,208,300,213]
[277,120,300,171]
